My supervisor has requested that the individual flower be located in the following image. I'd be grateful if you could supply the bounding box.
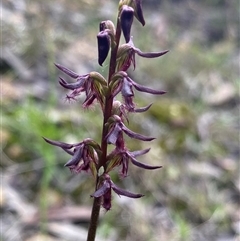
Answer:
[55,63,107,109]
[105,115,155,148]
[98,20,117,66]
[43,137,101,177]
[91,174,143,211]
[106,147,162,177]
[116,37,169,71]
[111,71,166,111]
[112,100,153,124]
[120,5,134,43]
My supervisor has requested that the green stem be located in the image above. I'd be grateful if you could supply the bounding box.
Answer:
[86,178,101,241]
[86,16,122,241]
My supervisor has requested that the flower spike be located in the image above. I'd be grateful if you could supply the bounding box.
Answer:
[45,0,168,225]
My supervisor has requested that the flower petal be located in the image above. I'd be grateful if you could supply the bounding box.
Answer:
[123,96,135,111]
[55,63,79,78]
[135,49,169,58]
[102,189,112,211]
[106,123,122,145]
[131,156,162,170]
[133,81,166,95]
[111,183,144,198]
[43,137,74,149]
[62,148,74,156]
[130,148,151,157]
[121,78,134,97]
[91,181,111,198]
[121,123,155,141]
[133,103,153,113]
[65,89,84,101]
[130,0,145,26]
[64,146,84,167]
[82,94,96,108]
[59,77,87,90]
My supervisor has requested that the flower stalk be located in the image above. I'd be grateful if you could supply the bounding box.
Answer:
[43,1,168,241]
[86,15,123,241]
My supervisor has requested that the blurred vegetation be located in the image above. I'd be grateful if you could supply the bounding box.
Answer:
[1,0,239,241]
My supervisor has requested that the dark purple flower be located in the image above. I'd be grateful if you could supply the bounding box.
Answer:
[55,64,107,109]
[91,174,143,210]
[106,115,155,147]
[106,147,162,177]
[116,38,169,71]
[43,137,101,176]
[111,71,166,111]
[120,5,134,43]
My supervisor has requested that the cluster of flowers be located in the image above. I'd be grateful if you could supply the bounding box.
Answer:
[44,0,168,211]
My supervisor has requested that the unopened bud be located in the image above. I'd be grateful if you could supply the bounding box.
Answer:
[120,5,134,43]
[97,31,110,66]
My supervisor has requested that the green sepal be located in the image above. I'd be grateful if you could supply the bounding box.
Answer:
[89,72,107,109]
[116,44,133,71]
[89,160,98,179]
[89,72,107,86]
[118,0,130,11]
[105,154,121,173]
[84,138,102,159]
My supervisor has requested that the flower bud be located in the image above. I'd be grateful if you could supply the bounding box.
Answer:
[97,30,110,66]
[120,5,134,43]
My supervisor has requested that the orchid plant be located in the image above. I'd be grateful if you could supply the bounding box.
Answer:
[44,1,168,240]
